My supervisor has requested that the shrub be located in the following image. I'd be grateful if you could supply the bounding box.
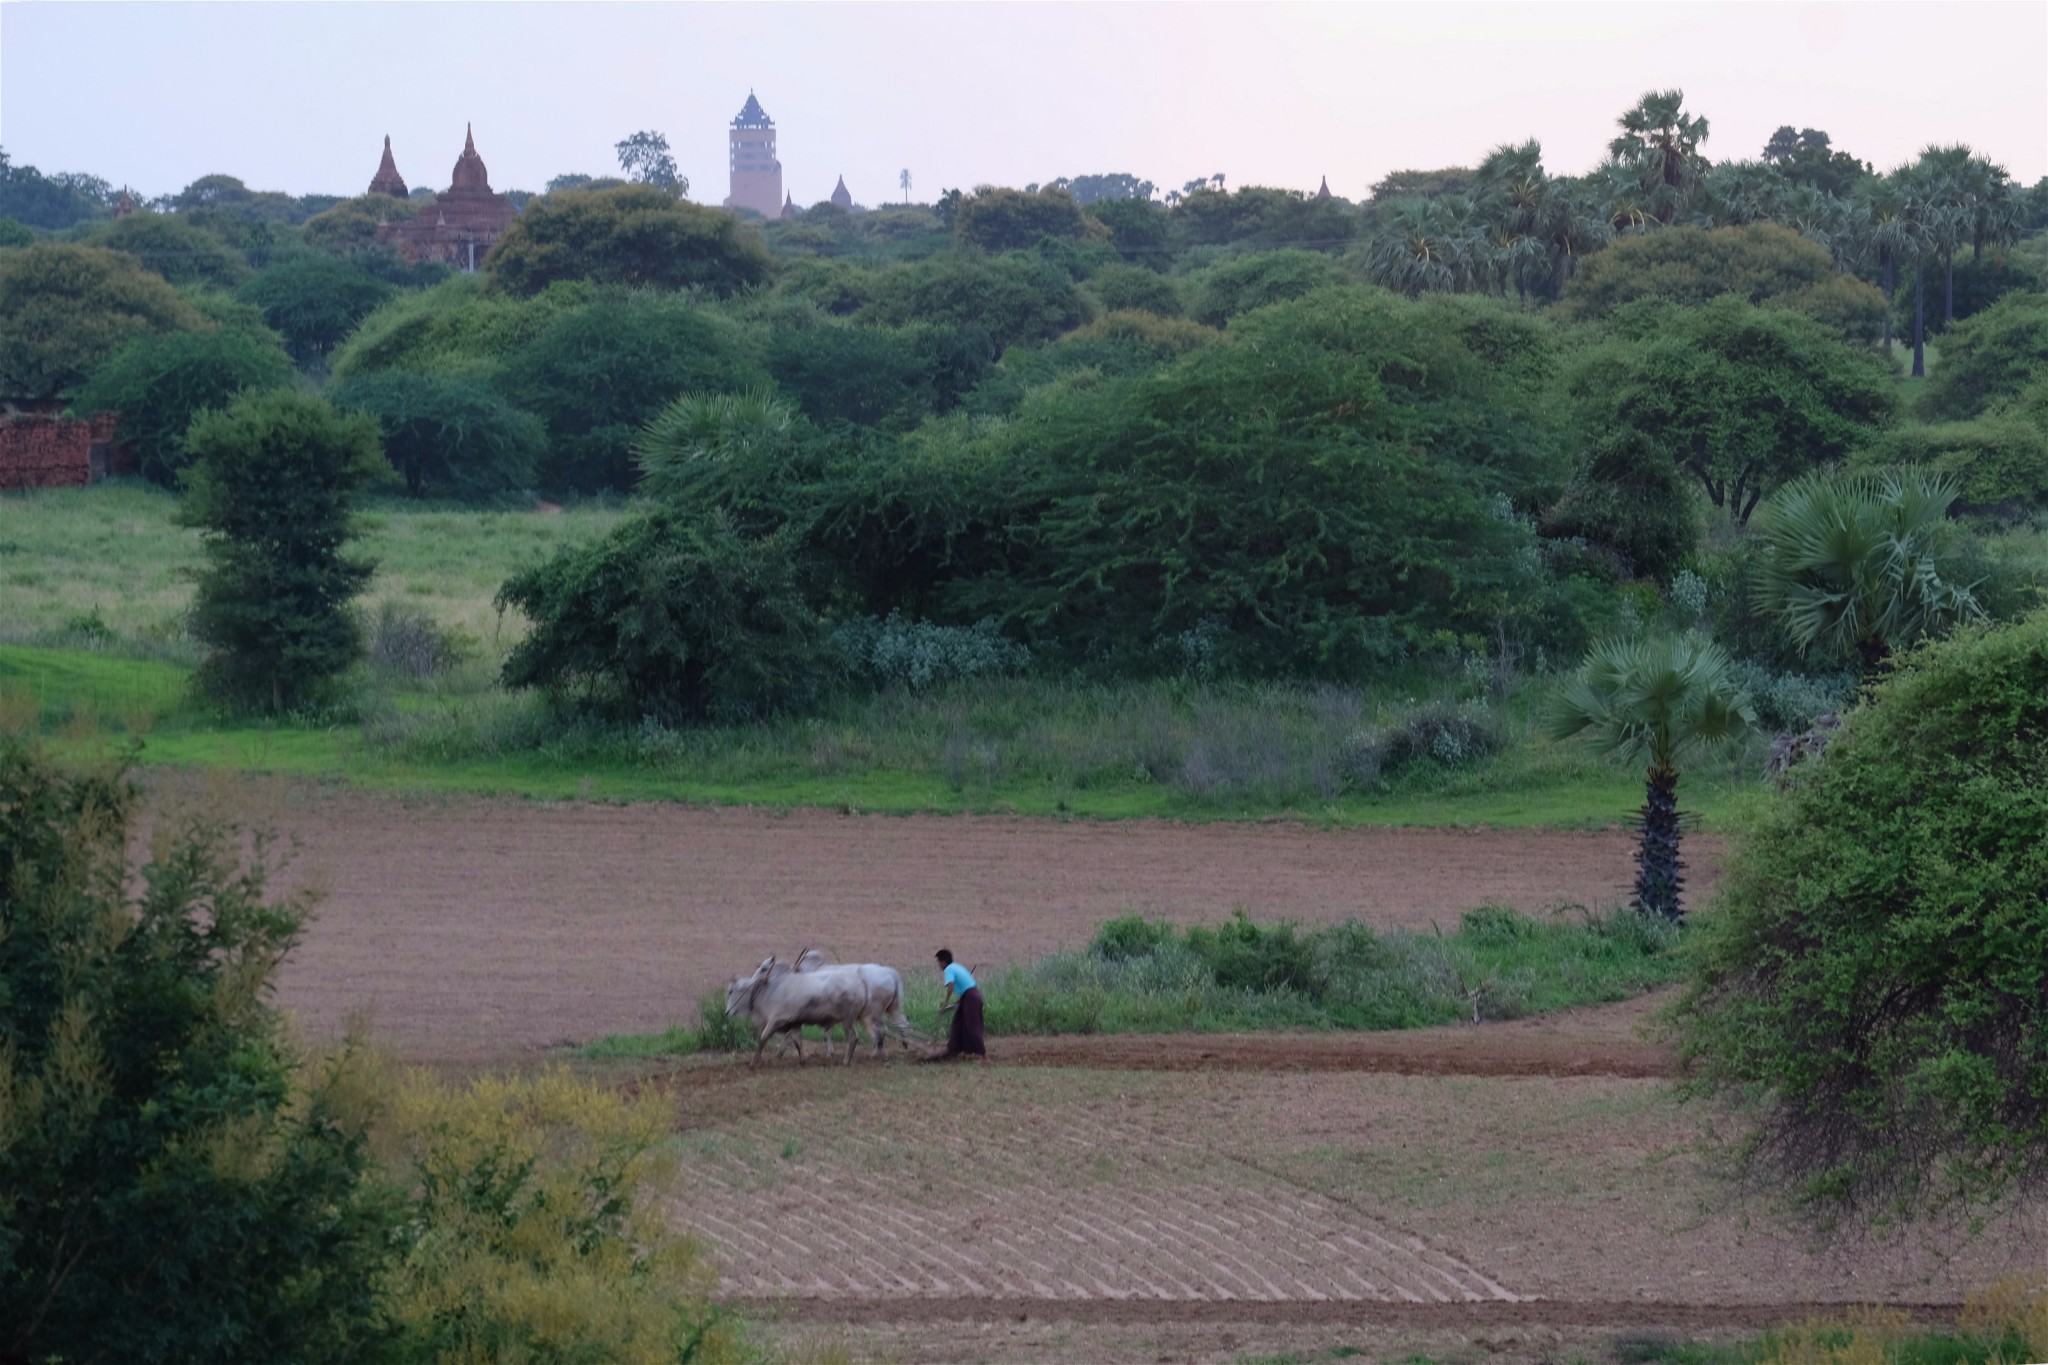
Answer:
[1186,909,1318,993]
[828,611,1030,690]
[1542,434,1699,582]
[1557,224,1888,340]
[485,185,773,297]
[95,211,250,289]
[1187,249,1342,327]
[1677,610,2048,1223]
[69,327,296,486]
[367,600,470,680]
[0,743,396,1365]
[237,253,393,363]
[181,390,383,712]
[1344,698,1508,789]
[1089,913,1179,962]
[1854,415,2048,514]
[953,186,1102,253]
[1088,262,1184,316]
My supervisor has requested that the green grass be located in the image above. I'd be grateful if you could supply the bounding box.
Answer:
[585,904,1686,1057]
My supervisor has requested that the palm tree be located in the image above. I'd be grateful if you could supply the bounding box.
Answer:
[1608,89,1711,223]
[1365,196,1475,295]
[1550,635,1754,921]
[1752,467,1984,677]
[899,168,912,204]
[1856,179,1913,355]
[632,388,794,503]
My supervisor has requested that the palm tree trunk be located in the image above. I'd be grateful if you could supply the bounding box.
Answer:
[1943,247,1955,324]
[1635,763,1684,921]
[1882,249,1894,353]
[1912,258,1926,379]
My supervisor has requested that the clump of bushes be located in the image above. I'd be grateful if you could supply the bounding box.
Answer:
[1342,698,1508,789]
[828,611,1030,690]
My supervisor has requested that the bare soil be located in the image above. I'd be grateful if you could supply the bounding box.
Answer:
[249,788,1713,1061]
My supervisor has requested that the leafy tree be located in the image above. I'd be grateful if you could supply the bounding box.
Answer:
[1889,249,2044,336]
[1675,611,2048,1224]
[485,185,770,296]
[166,173,301,222]
[1759,126,1872,198]
[1169,184,1357,250]
[498,508,827,723]
[953,186,1101,252]
[181,391,382,712]
[299,193,421,254]
[90,211,250,290]
[1187,249,1341,326]
[0,243,206,399]
[1088,195,1172,264]
[330,370,545,498]
[614,129,686,196]
[0,742,397,1365]
[0,217,34,248]
[237,253,393,363]
[330,274,590,381]
[765,320,988,430]
[1856,416,2048,514]
[1752,467,1982,674]
[1556,224,1887,339]
[1567,296,1896,520]
[495,293,769,492]
[1088,262,1184,316]
[1365,196,1478,296]
[1050,173,1155,205]
[70,328,295,485]
[1541,433,1698,581]
[1918,290,2048,419]
[1367,166,1474,203]
[0,149,114,228]
[860,252,1091,354]
[1549,634,1754,920]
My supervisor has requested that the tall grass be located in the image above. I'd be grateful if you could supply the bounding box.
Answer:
[588,904,1685,1057]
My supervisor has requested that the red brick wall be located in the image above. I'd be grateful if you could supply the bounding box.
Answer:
[0,413,119,490]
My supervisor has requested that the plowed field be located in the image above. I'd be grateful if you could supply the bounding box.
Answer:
[253,790,1717,1061]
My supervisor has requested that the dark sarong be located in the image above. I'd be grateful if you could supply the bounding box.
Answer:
[946,986,986,1057]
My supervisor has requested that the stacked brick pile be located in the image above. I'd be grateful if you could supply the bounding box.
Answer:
[0,412,118,490]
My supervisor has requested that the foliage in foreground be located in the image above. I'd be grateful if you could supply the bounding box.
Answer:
[1677,611,2048,1226]
[0,740,747,1365]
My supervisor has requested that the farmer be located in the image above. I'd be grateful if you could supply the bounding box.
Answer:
[927,948,986,1062]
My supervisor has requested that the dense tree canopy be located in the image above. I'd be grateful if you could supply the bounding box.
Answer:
[1918,291,2048,420]
[93,211,250,289]
[70,327,296,485]
[1569,297,1896,520]
[485,185,772,296]
[330,369,545,499]
[952,186,1101,253]
[237,252,393,363]
[0,242,206,399]
[1557,224,1888,338]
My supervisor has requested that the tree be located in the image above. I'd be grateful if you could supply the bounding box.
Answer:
[0,217,31,248]
[495,292,769,493]
[614,130,686,197]
[1049,172,1155,205]
[1674,611,2048,1224]
[70,328,295,485]
[859,252,1091,355]
[485,186,771,296]
[952,185,1102,253]
[92,211,250,288]
[181,391,382,712]
[1607,89,1711,224]
[1759,126,1871,198]
[1365,196,1477,295]
[165,173,299,223]
[0,742,397,1365]
[1186,249,1340,326]
[1567,296,1897,520]
[1855,415,2048,515]
[0,243,206,399]
[1918,290,2048,419]
[498,508,827,723]
[1751,467,1982,675]
[0,149,116,228]
[1549,634,1754,920]
[1088,262,1185,316]
[1541,433,1698,581]
[329,370,545,499]
[1555,223,1888,340]
[237,253,393,364]
[299,193,420,254]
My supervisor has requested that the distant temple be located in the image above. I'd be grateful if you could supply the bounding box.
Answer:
[780,192,799,220]
[368,135,409,198]
[723,92,783,218]
[1316,176,1332,200]
[376,125,516,270]
[830,175,852,209]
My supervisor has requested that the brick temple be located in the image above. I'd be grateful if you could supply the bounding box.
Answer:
[375,125,516,270]
[723,92,783,218]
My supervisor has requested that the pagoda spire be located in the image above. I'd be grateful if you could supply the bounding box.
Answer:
[369,133,410,198]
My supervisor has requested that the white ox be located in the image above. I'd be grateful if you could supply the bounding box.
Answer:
[724,956,872,1067]
[794,947,918,1056]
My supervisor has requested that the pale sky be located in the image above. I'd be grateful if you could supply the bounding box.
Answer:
[2,2,2044,207]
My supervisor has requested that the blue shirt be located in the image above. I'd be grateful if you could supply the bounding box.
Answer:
[943,962,977,994]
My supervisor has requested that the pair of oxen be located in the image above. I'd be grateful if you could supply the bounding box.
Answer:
[723,948,919,1066]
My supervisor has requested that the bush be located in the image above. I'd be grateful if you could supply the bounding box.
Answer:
[1187,249,1342,327]
[1677,610,2048,1223]
[329,274,589,380]
[860,252,1092,355]
[94,211,250,289]
[69,327,296,486]
[1088,262,1184,316]
[1343,697,1508,789]
[1557,224,1888,340]
[1854,415,2048,514]
[953,186,1102,253]
[828,611,1030,690]
[1542,434,1699,581]
[485,185,773,297]
[182,391,383,712]
[0,743,396,1365]
[367,600,470,680]
[498,508,829,724]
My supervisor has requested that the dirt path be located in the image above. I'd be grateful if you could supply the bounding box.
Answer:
[247,790,1718,1061]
